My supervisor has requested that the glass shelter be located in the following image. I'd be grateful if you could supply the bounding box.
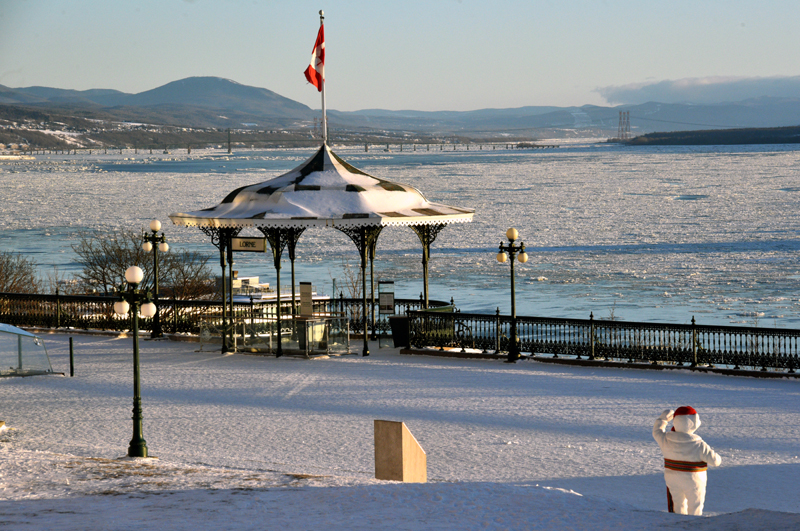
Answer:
[0,323,54,377]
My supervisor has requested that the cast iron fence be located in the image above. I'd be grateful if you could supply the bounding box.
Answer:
[0,291,446,338]
[408,310,800,373]
[7,291,794,372]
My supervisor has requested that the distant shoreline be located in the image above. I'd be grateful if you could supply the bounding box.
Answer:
[625,124,800,146]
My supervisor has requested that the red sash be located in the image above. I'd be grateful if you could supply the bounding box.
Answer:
[664,458,707,472]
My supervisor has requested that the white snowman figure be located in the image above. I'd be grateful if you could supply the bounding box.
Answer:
[653,406,722,515]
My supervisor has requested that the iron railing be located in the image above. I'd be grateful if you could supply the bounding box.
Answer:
[4,291,797,371]
[0,291,446,337]
[408,310,800,372]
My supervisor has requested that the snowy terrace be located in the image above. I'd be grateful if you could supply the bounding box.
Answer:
[1,333,799,530]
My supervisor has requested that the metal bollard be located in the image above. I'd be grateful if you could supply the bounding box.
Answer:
[69,337,74,377]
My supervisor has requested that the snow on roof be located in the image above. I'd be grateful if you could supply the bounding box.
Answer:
[169,144,475,229]
[0,323,37,338]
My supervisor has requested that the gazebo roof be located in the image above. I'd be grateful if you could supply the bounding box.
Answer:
[169,144,474,229]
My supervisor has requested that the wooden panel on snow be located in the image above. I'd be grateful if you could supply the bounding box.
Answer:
[374,419,426,483]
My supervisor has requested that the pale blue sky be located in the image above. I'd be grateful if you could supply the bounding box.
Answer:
[2,0,799,111]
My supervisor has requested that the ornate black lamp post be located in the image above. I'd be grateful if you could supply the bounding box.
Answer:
[113,266,156,458]
[141,220,169,338]
[496,228,528,363]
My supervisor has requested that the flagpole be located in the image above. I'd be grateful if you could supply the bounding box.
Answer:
[319,10,327,145]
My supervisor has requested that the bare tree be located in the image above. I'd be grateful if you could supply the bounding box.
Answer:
[0,251,41,293]
[162,251,215,299]
[72,230,148,295]
[45,266,84,294]
[337,256,363,299]
[335,256,363,323]
[72,230,214,298]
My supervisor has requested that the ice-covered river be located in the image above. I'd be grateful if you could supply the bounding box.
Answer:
[1,141,799,327]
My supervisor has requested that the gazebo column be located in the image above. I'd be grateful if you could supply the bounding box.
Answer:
[369,238,378,340]
[337,225,383,356]
[286,228,307,319]
[410,223,447,309]
[286,228,306,342]
[259,227,293,358]
[200,226,242,353]
[227,240,234,334]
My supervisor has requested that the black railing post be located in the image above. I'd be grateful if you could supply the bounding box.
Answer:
[56,288,62,329]
[249,295,256,340]
[552,321,559,359]
[405,309,412,350]
[172,295,178,333]
[495,307,501,354]
[625,326,634,363]
[69,336,74,377]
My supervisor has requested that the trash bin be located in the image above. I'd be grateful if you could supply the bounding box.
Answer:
[388,315,409,348]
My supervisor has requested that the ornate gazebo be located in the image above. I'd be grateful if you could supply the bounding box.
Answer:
[170,143,474,357]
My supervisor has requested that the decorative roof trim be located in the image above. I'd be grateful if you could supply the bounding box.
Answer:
[169,212,473,230]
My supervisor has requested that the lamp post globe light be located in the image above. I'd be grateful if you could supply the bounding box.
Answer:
[114,265,156,458]
[142,219,168,338]
[497,228,528,363]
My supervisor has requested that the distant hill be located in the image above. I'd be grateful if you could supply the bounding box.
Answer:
[2,77,800,135]
[333,99,800,135]
[7,86,126,105]
[115,77,313,119]
[1,77,315,129]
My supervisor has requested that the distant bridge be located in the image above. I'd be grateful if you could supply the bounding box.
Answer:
[361,142,559,152]
[21,141,560,156]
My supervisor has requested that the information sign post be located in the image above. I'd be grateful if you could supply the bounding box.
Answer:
[299,282,314,317]
[378,281,395,348]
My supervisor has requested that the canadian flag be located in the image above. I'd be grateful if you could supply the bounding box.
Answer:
[304,25,325,91]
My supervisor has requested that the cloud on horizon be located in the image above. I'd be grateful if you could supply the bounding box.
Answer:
[597,76,800,105]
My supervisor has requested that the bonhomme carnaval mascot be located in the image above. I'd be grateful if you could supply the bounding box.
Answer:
[652,406,721,515]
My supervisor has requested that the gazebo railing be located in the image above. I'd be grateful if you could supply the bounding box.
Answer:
[327,296,450,337]
[408,309,800,372]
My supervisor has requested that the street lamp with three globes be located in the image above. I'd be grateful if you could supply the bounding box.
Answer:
[141,220,169,338]
[114,265,156,458]
[496,228,528,363]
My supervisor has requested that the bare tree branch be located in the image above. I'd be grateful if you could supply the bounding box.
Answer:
[162,251,215,300]
[0,252,41,293]
[71,230,214,299]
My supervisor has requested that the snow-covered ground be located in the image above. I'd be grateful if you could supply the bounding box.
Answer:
[2,333,799,530]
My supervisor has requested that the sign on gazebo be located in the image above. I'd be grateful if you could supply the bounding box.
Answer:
[231,237,267,252]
